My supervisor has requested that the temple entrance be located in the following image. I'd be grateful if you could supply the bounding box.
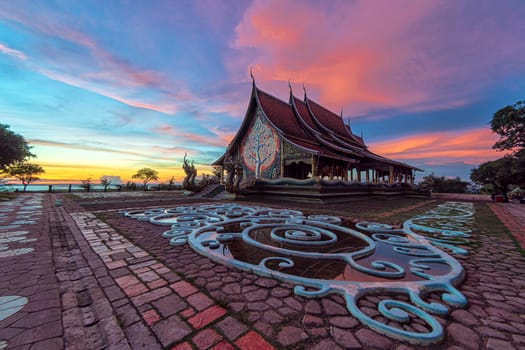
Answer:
[284,161,311,179]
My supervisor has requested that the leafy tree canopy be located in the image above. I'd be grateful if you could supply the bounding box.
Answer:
[132,167,159,188]
[491,100,525,152]
[471,157,513,199]
[471,100,525,199]
[6,162,45,191]
[419,173,469,193]
[0,124,34,171]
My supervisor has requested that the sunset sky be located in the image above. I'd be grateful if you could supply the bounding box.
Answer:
[1,0,524,184]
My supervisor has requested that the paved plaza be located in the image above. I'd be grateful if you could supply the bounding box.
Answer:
[0,192,524,349]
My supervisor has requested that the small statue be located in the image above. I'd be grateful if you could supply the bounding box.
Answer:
[182,154,209,192]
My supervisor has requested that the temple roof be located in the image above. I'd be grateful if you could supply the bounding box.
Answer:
[214,81,421,172]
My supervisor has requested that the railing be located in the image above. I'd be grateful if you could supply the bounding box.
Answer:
[0,183,183,193]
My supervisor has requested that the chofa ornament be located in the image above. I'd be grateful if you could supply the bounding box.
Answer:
[123,201,473,345]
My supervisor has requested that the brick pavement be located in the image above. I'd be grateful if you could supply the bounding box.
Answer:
[68,209,274,349]
[0,194,64,349]
[1,193,525,349]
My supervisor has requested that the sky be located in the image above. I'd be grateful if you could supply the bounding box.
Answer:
[1,0,524,184]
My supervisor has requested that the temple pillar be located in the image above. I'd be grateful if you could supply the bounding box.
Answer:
[365,169,370,182]
[357,168,361,182]
[311,155,316,178]
[280,139,284,179]
[388,166,394,184]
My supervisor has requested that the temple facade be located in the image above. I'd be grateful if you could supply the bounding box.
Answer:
[214,80,422,196]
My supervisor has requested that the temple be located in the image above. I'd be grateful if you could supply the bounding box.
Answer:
[213,78,425,201]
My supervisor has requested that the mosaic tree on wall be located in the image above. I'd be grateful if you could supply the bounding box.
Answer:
[242,111,279,178]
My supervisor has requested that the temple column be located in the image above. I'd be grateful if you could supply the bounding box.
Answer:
[280,140,284,179]
[311,155,316,178]
[388,166,394,184]
[357,168,361,182]
[365,169,370,182]
[350,168,354,181]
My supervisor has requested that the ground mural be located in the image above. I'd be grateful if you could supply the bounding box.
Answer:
[122,201,474,345]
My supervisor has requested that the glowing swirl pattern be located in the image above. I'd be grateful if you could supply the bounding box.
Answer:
[122,201,474,345]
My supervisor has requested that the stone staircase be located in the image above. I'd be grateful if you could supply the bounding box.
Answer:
[200,184,226,199]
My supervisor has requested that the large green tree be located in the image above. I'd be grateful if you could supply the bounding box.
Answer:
[0,124,34,171]
[7,162,45,191]
[471,100,525,199]
[471,156,520,201]
[132,168,159,190]
[490,100,525,151]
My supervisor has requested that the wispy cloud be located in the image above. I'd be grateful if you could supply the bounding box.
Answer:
[0,43,27,60]
[30,138,186,163]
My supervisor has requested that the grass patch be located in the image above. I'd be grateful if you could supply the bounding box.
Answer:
[475,202,525,256]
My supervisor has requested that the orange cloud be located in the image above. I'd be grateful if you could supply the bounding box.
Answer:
[234,0,439,113]
[369,127,509,165]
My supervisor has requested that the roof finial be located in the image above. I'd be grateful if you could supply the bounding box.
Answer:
[250,66,255,84]
[340,107,343,119]
[288,78,294,103]
[303,82,307,100]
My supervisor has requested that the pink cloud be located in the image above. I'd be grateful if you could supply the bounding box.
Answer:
[0,43,27,60]
[232,0,525,116]
[369,127,510,165]
[154,124,234,147]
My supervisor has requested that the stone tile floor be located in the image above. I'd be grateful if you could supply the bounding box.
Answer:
[0,192,524,349]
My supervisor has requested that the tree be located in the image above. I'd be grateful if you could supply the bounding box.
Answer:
[6,162,44,191]
[168,176,175,190]
[100,176,112,192]
[470,156,520,201]
[471,100,525,199]
[0,124,34,171]
[419,173,468,193]
[81,177,92,192]
[132,168,159,190]
[490,100,525,152]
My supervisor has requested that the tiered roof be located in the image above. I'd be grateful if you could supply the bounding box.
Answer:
[215,80,421,172]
